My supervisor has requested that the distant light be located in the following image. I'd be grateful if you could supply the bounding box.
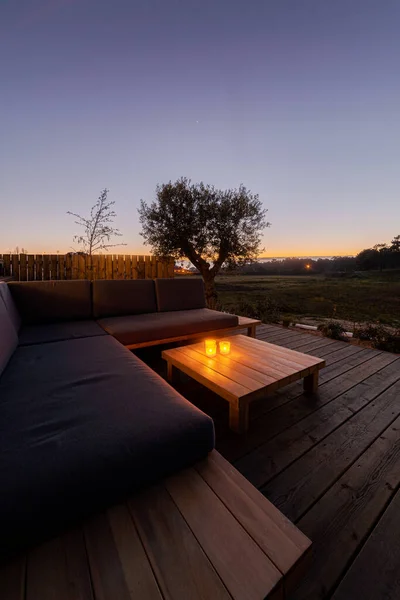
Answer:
[305,264,311,269]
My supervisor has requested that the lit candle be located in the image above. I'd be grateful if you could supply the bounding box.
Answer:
[204,339,217,357]
[219,340,231,355]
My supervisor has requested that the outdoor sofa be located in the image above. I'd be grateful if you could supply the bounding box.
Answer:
[0,278,238,558]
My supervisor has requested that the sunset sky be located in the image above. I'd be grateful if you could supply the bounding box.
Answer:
[1,0,399,257]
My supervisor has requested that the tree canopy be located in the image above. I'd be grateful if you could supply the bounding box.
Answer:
[139,178,269,305]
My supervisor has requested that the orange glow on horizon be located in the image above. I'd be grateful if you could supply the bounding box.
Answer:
[1,244,359,258]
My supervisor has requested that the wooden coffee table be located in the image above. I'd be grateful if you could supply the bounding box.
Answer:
[162,334,326,433]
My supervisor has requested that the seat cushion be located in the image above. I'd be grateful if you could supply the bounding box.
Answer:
[92,279,157,318]
[155,278,206,312]
[7,280,92,324]
[0,282,21,332]
[97,308,239,346]
[0,335,214,558]
[0,297,18,377]
[18,320,108,346]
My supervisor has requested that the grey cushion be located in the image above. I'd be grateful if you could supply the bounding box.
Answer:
[93,279,157,318]
[155,278,206,312]
[0,297,18,377]
[97,308,239,345]
[8,280,92,324]
[0,282,21,332]
[18,320,108,346]
[0,335,214,557]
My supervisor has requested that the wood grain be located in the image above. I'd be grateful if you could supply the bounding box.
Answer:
[0,556,26,600]
[165,467,284,600]
[128,483,230,600]
[294,415,400,600]
[263,377,400,522]
[26,529,93,600]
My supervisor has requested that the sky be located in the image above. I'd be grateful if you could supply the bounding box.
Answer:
[1,0,399,257]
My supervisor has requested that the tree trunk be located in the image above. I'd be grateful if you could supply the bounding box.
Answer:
[202,273,218,309]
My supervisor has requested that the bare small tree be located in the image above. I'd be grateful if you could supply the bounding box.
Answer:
[67,189,126,255]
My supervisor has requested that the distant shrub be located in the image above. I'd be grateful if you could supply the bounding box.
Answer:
[354,324,400,353]
[354,324,386,341]
[318,321,348,341]
[219,296,281,324]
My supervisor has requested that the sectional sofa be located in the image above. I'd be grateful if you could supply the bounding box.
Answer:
[0,278,238,559]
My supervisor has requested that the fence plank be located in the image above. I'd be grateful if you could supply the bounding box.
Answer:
[99,255,106,279]
[151,256,157,279]
[105,255,113,279]
[138,255,145,279]
[78,255,85,279]
[35,254,43,281]
[19,255,27,281]
[168,258,175,278]
[124,255,132,279]
[3,254,11,277]
[131,256,138,279]
[117,255,125,279]
[71,255,78,279]
[27,255,34,281]
[92,255,99,280]
[50,255,58,280]
[65,254,72,280]
[11,254,19,279]
[59,254,65,280]
[144,255,151,279]
[42,255,50,280]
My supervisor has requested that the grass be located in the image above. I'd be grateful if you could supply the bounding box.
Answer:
[215,270,400,328]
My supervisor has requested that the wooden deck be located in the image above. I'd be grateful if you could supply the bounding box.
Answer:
[2,324,399,599]
[140,324,400,599]
[0,449,311,600]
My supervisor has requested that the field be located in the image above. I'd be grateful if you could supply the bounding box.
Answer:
[215,271,400,328]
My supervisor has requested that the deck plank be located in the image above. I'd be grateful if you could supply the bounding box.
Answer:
[331,488,400,600]
[195,452,311,595]
[165,467,284,600]
[27,529,93,600]
[128,482,231,600]
[262,377,400,522]
[219,353,397,463]
[85,512,141,600]
[0,556,25,600]
[236,357,400,488]
[293,414,400,600]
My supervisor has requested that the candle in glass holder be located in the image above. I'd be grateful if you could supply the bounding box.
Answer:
[219,340,231,355]
[204,339,217,357]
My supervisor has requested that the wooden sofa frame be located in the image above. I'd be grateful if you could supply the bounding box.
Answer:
[125,315,261,349]
[0,450,311,600]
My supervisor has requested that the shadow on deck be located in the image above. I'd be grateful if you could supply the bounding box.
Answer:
[137,323,400,599]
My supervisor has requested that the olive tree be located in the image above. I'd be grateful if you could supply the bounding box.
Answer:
[139,178,269,307]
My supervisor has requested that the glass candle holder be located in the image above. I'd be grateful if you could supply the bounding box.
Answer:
[219,340,231,355]
[204,339,217,357]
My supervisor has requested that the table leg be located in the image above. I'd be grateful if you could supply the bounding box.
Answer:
[167,361,174,382]
[229,400,249,434]
[247,324,256,338]
[304,370,319,393]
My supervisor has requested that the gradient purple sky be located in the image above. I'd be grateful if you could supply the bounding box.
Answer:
[1,0,399,256]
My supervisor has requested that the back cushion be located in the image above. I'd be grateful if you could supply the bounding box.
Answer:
[0,296,18,377]
[92,280,157,318]
[8,281,92,325]
[155,278,206,312]
[0,282,21,332]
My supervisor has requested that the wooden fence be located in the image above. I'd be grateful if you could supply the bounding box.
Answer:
[0,254,175,281]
